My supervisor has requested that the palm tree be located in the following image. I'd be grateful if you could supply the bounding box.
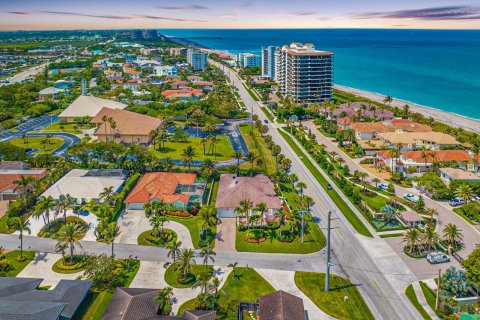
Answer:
[14,176,38,200]
[162,157,175,172]
[403,228,420,254]
[103,222,120,257]
[101,115,108,138]
[149,130,158,149]
[167,241,182,264]
[210,136,219,159]
[233,150,243,175]
[99,186,114,203]
[372,178,381,189]
[443,223,463,248]
[201,138,208,155]
[454,184,474,203]
[274,210,285,237]
[154,287,174,315]
[271,145,281,172]
[228,262,238,278]
[422,227,440,252]
[34,195,54,229]
[424,207,438,224]
[201,159,216,179]
[178,248,196,278]
[200,247,216,270]
[11,216,31,258]
[108,117,117,142]
[245,152,258,174]
[181,146,196,172]
[255,202,267,225]
[296,182,307,196]
[238,199,253,229]
[58,222,85,263]
[57,194,74,224]
[198,206,218,238]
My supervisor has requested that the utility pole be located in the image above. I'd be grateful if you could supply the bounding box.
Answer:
[298,210,307,243]
[435,268,441,310]
[325,210,332,292]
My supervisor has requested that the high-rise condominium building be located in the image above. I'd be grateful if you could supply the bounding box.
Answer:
[187,49,208,71]
[261,46,276,79]
[275,42,333,102]
[236,53,261,68]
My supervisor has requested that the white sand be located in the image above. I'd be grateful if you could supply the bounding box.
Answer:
[335,85,480,133]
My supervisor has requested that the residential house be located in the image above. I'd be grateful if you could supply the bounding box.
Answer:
[161,88,203,101]
[239,290,306,320]
[187,75,203,83]
[0,162,46,200]
[350,119,431,141]
[192,81,214,91]
[102,287,215,320]
[378,132,460,151]
[38,87,65,100]
[59,95,127,122]
[215,174,282,219]
[41,169,127,204]
[332,102,395,120]
[91,108,162,145]
[104,69,123,81]
[397,211,423,228]
[126,70,141,79]
[154,65,178,77]
[0,277,92,320]
[170,80,188,89]
[125,172,204,210]
[134,59,161,68]
[439,168,480,184]
[337,117,352,130]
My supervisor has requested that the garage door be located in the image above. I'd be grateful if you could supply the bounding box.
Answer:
[127,203,144,210]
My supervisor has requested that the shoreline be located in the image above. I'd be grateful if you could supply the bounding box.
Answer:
[334,85,480,133]
[167,36,480,134]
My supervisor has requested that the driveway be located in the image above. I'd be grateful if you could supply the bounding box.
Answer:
[115,210,194,248]
[130,260,231,314]
[17,252,83,288]
[256,268,334,320]
[214,218,236,252]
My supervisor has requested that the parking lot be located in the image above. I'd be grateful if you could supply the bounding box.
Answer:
[0,114,58,142]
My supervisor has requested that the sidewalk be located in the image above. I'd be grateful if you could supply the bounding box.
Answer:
[412,281,440,319]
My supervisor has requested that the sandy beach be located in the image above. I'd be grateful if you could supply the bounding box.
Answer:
[335,85,480,133]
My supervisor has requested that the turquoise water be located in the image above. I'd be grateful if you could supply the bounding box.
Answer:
[160,29,480,120]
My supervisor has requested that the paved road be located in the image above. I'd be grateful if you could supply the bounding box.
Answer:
[0,62,49,87]
[210,60,422,320]
[0,114,58,142]
[303,120,480,258]
[26,132,80,156]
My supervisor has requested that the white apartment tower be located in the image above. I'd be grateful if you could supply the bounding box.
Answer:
[187,49,208,71]
[275,42,333,102]
[261,46,276,79]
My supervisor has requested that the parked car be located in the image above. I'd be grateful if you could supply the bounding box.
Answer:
[449,197,465,207]
[264,119,269,123]
[426,252,450,264]
[377,183,388,191]
[403,193,419,203]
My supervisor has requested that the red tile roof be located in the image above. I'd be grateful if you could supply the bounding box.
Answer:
[0,172,46,193]
[125,172,196,204]
[377,150,394,159]
[401,150,472,163]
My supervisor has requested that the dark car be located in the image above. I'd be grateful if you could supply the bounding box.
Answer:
[264,119,269,123]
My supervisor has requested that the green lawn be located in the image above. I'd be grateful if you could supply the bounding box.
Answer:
[151,136,234,161]
[419,281,445,318]
[164,263,213,288]
[379,233,404,238]
[37,216,88,240]
[356,187,390,213]
[235,221,325,254]
[2,250,35,277]
[279,129,373,237]
[168,216,215,249]
[208,179,219,205]
[295,271,374,320]
[72,259,140,320]
[239,124,276,174]
[405,284,432,320]
[261,107,274,122]
[41,122,94,134]
[453,208,478,225]
[178,267,275,316]
[9,137,64,154]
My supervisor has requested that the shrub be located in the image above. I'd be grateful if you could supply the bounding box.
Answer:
[167,211,191,218]
[278,231,295,242]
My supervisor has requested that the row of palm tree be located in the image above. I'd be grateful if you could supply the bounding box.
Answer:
[403,223,463,254]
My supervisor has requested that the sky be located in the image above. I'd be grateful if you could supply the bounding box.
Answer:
[0,0,479,30]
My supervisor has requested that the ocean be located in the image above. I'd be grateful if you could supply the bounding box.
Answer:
[159,29,480,120]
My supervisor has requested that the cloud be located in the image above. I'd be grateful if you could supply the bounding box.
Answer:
[354,6,480,20]
[7,10,208,22]
[290,11,316,16]
[235,1,255,8]
[157,5,209,11]
[218,12,238,18]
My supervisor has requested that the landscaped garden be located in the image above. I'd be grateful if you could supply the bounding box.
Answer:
[167,213,217,249]
[52,254,86,274]
[41,121,94,134]
[239,123,276,174]
[178,267,276,318]
[9,136,64,154]
[37,216,88,240]
[137,228,177,247]
[295,271,374,320]
[0,249,35,277]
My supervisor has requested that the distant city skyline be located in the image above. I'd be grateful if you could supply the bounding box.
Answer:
[0,0,479,30]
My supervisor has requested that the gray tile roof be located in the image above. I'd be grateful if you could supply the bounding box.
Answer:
[0,277,43,298]
[259,290,306,320]
[0,300,65,320]
[0,278,92,320]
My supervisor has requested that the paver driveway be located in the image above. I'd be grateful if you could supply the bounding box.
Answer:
[214,218,236,252]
